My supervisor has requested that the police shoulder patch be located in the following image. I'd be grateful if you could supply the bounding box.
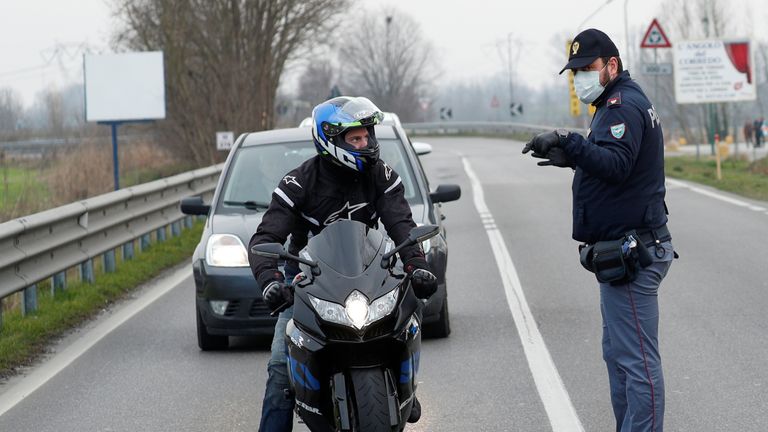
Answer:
[606,92,622,108]
[610,123,626,139]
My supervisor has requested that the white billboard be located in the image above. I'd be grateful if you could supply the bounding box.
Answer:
[84,51,166,122]
[673,39,756,104]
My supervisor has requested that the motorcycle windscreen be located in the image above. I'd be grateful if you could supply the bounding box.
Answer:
[306,220,386,277]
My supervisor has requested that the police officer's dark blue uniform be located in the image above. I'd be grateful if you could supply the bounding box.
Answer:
[523,29,675,432]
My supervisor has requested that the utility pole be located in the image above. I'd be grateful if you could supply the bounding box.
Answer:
[508,33,513,110]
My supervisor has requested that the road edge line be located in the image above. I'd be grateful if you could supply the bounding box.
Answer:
[460,155,584,432]
[0,265,192,418]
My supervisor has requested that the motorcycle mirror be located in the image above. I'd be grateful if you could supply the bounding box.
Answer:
[250,243,286,259]
[409,224,440,244]
[380,225,440,269]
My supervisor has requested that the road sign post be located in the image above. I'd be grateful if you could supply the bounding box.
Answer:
[640,19,672,110]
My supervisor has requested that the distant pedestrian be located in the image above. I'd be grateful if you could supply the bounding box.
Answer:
[744,120,753,147]
[523,28,677,432]
[754,118,764,148]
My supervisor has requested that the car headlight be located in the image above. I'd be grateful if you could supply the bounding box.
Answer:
[206,234,249,267]
[308,288,400,330]
[416,224,434,253]
[421,238,431,253]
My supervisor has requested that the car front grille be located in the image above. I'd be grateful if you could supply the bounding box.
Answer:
[224,300,240,317]
[249,299,271,317]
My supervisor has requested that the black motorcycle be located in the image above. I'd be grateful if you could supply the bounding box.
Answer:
[251,220,440,432]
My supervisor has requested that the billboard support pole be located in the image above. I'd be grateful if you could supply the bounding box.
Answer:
[110,121,120,191]
[98,120,153,191]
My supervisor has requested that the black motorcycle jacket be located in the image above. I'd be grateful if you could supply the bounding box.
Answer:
[248,155,424,289]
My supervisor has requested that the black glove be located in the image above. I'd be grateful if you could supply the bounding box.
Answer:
[405,258,438,299]
[262,280,294,314]
[531,147,575,168]
[522,130,560,156]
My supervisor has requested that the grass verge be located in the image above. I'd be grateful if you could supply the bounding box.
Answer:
[666,156,768,202]
[0,221,203,378]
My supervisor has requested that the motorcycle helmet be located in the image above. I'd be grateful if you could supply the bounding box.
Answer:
[311,96,384,172]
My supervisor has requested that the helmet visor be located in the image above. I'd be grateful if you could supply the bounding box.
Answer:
[321,97,384,138]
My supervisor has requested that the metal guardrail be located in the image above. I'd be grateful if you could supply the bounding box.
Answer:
[0,163,223,309]
[402,121,588,137]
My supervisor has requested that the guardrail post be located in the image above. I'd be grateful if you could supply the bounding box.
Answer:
[51,271,66,294]
[123,241,135,261]
[104,250,116,273]
[157,226,167,242]
[140,233,151,252]
[80,260,94,284]
[185,216,193,229]
[22,284,38,316]
[171,221,181,237]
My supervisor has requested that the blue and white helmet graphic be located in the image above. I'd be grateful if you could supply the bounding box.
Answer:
[311,96,384,172]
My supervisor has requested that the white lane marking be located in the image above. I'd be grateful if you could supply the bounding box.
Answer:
[461,156,584,432]
[0,265,192,418]
[666,178,767,212]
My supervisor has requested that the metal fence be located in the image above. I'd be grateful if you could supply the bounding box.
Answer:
[0,163,223,325]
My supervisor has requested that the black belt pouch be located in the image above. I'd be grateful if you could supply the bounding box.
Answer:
[591,238,637,284]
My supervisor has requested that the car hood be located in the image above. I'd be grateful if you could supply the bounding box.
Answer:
[211,212,265,244]
[211,203,427,245]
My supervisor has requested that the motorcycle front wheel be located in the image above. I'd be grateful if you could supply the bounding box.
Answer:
[349,368,405,432]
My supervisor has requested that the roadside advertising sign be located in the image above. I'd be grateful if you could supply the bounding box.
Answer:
[673,39,756,104]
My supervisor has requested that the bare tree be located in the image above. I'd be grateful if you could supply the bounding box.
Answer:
[113,0,345,166]
[297,59,338,108]
[0,88,23,136]
[338,8,438,122]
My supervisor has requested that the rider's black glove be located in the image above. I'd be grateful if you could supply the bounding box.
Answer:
[405,257,438,299]
[531,147,576,168]
[262,280,294,314]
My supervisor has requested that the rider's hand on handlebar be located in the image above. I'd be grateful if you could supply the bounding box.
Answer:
[405,258,438,299]
[263,281,294,313]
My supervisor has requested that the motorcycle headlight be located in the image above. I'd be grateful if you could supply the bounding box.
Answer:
[308,287,400,330]
[308,295,354,327]
[345,291,369,330]
[368,287,399,323]
[206,234,249,267]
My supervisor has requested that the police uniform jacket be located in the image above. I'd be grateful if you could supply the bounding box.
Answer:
[248,155,423,289]
[561,71,668,243]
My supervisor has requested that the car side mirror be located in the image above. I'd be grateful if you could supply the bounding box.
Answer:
[180,196,210,216]
[429,184,461,204]
[412,142,432,155]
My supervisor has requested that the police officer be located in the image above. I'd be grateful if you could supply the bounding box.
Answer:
[522,29,675,432]
[249,96,437,431]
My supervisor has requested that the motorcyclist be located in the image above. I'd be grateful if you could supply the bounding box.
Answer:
[248,96,437,431]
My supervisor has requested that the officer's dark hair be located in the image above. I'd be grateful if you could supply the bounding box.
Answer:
[601,56,624,73]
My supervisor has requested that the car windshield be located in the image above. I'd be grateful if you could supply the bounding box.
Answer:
[216,139,420,214]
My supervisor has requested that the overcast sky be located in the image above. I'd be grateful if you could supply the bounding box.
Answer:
[1,0,766,108]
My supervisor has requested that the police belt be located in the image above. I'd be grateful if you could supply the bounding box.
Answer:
[579,225,672,284]
[633,225,671,248]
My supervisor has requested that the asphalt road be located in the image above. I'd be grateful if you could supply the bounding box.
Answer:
[2,136,768,431]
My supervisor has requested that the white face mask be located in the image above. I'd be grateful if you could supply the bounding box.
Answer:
[573,67,606,104]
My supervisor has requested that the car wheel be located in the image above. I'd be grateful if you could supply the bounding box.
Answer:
[197,305,228,350]
[424,296,451,338]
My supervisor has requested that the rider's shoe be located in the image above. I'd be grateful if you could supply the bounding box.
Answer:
[407,396,421,423]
